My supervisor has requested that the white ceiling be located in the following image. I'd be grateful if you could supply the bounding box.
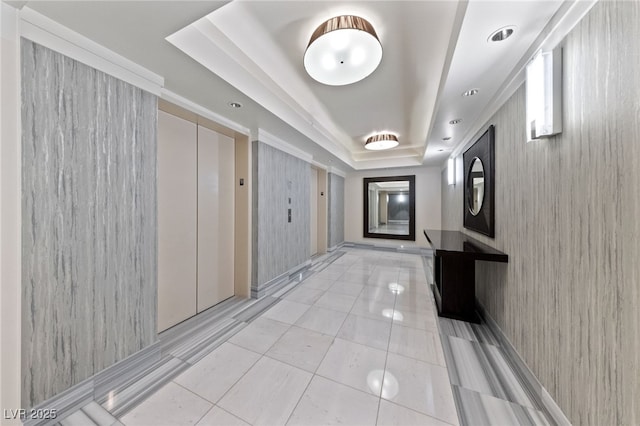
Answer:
[21,0,577,172]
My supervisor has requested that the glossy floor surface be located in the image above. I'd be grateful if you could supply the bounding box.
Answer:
[127,249,455,426]
[56,248,555,426]
[60,248,457,426]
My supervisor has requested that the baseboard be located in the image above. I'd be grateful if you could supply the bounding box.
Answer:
[344,241,433,256]
[475,301,571,426]
[22,342,161,426]
[251,259,312,299]
[22,381,93,426]
[327,241,344,252]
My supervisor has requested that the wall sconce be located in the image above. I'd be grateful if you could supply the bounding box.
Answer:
[447,158,455,186]
[526,47,562,141]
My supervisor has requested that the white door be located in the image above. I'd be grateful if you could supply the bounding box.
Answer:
[157,110,197,332]
[310,167,318,255]
[197,125,235,312]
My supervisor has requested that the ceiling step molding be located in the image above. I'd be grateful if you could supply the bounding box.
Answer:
[167,11,354,168]
[452,0,598,158]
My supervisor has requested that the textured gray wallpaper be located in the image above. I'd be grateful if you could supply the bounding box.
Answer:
[21,40,158,408]
[441,1,640,423]
[251,141,310,293]
[328,173,345,248]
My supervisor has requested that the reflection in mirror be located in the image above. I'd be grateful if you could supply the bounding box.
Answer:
[367,180,410,235]
[363,175,415,241]
[467,157,485,216]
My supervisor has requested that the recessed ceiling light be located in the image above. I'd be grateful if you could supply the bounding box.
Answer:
[449,119,462,125]
[442,137,452,141]
[304,15,382,86]
[462,89,479,97]
[438,149,445,152]
[365,133,399,151]
[488,26,516,43]
[228,102,242,108]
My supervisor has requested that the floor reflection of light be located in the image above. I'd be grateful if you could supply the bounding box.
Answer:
[388,283,405,295]
[105,390,116,410]
[367,369,384,395]
[381,372,399,399]
[381,308,404,322]
[366,370,400,399]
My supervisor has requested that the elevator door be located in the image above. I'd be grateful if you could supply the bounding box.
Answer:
[197,125,235,312]
[157,110,236,332]
[157,110,197,331]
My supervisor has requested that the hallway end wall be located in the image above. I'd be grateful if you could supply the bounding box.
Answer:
[344,167,442,246]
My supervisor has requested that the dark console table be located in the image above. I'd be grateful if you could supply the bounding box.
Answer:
[424,229,508,323]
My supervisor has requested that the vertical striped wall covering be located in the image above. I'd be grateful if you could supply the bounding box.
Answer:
[21,40,158,408]
[441,1,640,423]
[251,141,310,293]
[328,173,345,248]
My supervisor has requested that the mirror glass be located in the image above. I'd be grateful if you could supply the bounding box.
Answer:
[467,157,485,216]
[367,180,410,236]
[363,175,415,241]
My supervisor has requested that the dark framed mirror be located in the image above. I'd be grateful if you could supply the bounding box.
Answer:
[463,125,495,237]
[363,175,415,241]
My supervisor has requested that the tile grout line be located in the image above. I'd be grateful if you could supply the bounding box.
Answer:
[119,250,443,426]
[374,266,401,426]
[282,261,354,426]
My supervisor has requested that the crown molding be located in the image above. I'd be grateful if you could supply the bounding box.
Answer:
[257,129,314,164]
[19,7,164,95]
[160,89,250,137]
[328,167,347,178]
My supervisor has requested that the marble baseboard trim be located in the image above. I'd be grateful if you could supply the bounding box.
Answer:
[251,260,312,299]
[439,318,501,347]
[343,241,433,256]
[306,251,346,274]
[269,250,347,299]
[476,302,571,426]
[23,380,94,426]
[93,342,162,401]
[452,385,550,426]
[59,401,119,426]
[22,341,162,425]
[232,296,281,323]
[310,249,345,268]
[327,242,345,252]
[159,296,244,346]
[98,357,189,418]
[441,334,539,409]
[167,317,245,363]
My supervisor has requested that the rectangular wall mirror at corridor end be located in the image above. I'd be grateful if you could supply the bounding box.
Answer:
[463,125,495,238]
[363,175,416,241]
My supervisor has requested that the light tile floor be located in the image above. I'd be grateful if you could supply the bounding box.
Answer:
[116,248,459,426]
[54,247,559,426]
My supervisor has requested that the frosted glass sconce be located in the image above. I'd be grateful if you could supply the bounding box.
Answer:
[447,158,455,186]
[526,47,562,141]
